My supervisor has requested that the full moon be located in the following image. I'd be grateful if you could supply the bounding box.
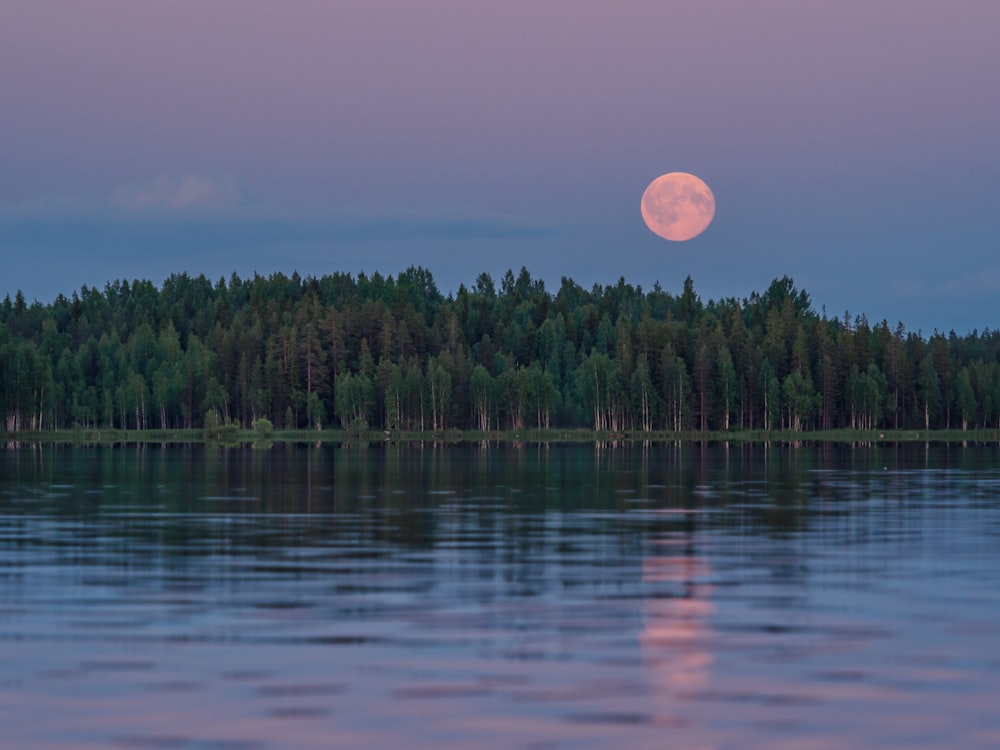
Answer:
[640,172,715,241]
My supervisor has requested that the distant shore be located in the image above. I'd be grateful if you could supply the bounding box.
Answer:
[5,427,1000,445]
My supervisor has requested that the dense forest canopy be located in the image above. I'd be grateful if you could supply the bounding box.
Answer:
[1,266,998,433]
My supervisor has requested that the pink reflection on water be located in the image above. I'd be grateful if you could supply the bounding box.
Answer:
[639,552,717,747]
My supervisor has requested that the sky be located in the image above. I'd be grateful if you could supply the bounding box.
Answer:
[2,0,999,335]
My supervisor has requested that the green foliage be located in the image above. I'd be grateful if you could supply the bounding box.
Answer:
[306,391,325,430]
[204,408,239,440]
[3,268,1000,435]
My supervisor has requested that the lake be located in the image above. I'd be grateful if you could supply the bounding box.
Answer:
[2,441,999,749]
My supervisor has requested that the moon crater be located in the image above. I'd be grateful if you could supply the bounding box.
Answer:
[641,172,715,242]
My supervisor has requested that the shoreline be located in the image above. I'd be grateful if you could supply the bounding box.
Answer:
[5,427,1000,445]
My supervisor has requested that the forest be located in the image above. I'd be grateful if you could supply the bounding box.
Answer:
[1,266,998,435]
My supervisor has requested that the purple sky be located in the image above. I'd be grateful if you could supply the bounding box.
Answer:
[3,0,999,333]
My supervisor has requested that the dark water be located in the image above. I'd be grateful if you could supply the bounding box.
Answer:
[2,441,999,749]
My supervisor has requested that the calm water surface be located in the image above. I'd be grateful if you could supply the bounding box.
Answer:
[1,442,999,749]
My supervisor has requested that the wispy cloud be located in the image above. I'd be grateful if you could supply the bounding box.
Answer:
[892,270,1000,299]
[109,174,242,212]
[310,213,559,242]
[0,193,99,219]
[0,212,560,257]
[1,190,558,242]
[1,177,560,246]
[889,279,926,297]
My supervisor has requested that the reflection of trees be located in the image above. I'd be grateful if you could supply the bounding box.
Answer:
[640,553,715,696]
[7,441,994,565]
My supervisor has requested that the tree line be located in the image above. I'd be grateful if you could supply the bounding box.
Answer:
[2,266,998,434]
